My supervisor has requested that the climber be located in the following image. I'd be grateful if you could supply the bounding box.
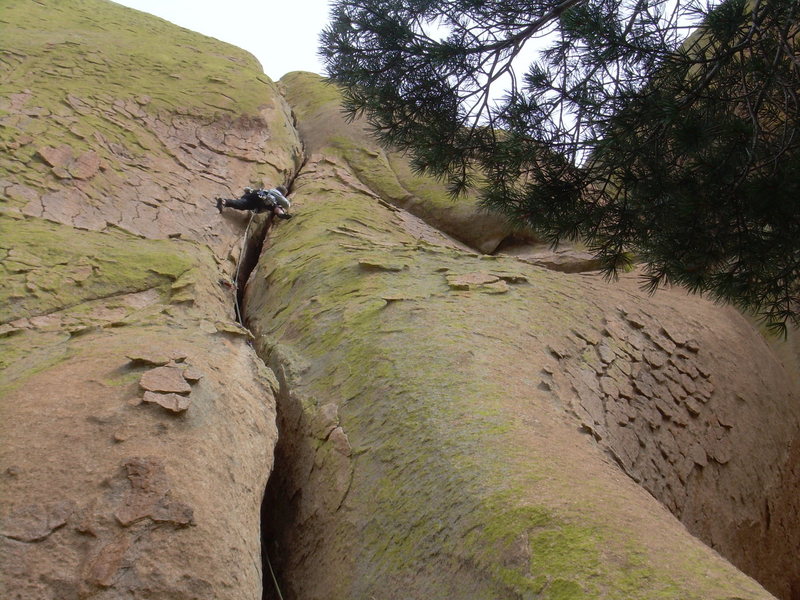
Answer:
[215,185,292,219]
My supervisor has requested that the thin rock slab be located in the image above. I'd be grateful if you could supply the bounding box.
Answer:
[139,366,191,395]
[142,391,191,413]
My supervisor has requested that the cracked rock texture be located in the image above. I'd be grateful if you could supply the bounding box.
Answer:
[247,73,800,600]
[1,1,287,598]
[2,3,800,600]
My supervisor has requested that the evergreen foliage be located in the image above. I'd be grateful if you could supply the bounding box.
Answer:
[321,0,800,334]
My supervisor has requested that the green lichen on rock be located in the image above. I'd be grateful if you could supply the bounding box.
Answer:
[280,72,525,253]
[246,152,773,598]
[0,329,71,395]
[0,211,216,395]
[280,71,345,123]
[1,0,271,118]
[0,4,288,599]
[0,0,300,225]
[0,215,193,324]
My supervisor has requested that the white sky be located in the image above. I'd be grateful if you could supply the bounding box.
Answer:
[112,0,332,81]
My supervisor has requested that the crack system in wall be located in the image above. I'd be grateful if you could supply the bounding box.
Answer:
[227,215,287,600]
[227,134,797,600]
[233,195,798,600]
[259,373,294,600]
[233,215,270,324]
[224,181,295,600]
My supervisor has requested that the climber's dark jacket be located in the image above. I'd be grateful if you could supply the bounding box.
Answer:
[220,188,291,213]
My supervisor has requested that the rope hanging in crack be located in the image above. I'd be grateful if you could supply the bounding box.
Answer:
[264,550,285,600]
[230,212,284,599]
[233,211,256,326]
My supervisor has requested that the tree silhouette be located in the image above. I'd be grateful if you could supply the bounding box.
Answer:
[321,0,800,334]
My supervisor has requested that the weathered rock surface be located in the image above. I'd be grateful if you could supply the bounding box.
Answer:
[1,1,288,598]
[502,242,605,273]
[280,72,529,254]
[0,0,302,260]
[2,3,800,600]
[243,73,800,600]
[1,330,277,598]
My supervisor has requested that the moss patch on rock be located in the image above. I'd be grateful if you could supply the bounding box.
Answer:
[0,215,194,324]
[1,0,271,117]
[0,0,300,246]
[280,72,526,253]
[246,153,773,599]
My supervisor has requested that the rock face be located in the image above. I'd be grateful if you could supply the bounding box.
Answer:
[2,3,799,600]
[246,73,800,600]
[0,0,301,257]
[279,71,529,254]
[0,0,292,597]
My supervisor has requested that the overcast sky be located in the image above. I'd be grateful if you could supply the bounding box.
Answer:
[113,0,332,81]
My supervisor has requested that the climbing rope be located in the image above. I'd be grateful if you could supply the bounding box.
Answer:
[232,211,256,325]
[264,550,285,600]
[228,210,285,599]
